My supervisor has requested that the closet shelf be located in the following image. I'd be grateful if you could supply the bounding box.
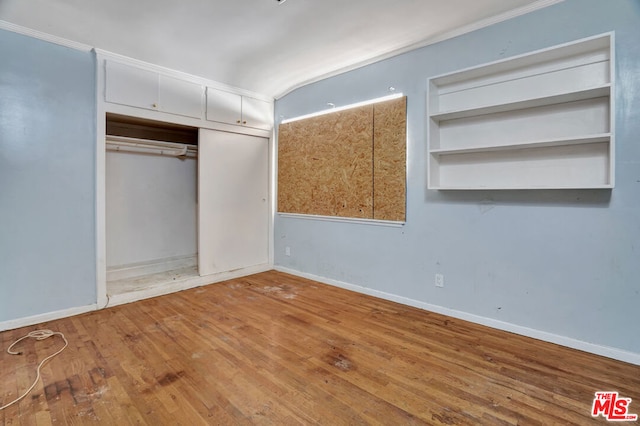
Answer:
[429,85,610,122]
[430,133,611,156]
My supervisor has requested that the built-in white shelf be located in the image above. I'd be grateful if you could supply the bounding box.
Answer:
[427,33,615,190]
[429,133,611,156]
[429,85,610,122]
[429,184,615,191]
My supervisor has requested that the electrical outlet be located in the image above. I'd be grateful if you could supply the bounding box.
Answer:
[435,273,444,288]
[285,246,291,256]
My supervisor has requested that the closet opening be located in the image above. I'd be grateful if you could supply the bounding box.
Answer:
[105,114,200,298]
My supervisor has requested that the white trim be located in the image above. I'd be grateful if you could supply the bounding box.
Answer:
[95,56,108,309]
[0,25,270,102]
[107,263,272,307]
[427,31,612,82]
[609,32,616,188]
[274,266,640,366]
[277,213,404,228]
[0,20,92,52]
[275,0,565,99]
[102,100,272,138]
[268,129,276,267]
[0,304,98,332]
[0,264,271,331]
[1,1,562,101]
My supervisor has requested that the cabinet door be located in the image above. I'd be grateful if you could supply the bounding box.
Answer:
[105,61,159,110]
[198,129,269,276]
[159,75,203,119]
[206,87,242,125]
[242,96,273,130]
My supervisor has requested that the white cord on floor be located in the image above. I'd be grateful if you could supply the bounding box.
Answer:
[0,329,68,411]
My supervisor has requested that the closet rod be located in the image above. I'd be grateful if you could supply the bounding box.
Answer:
[106,135,198,150]
[106,135,197,157]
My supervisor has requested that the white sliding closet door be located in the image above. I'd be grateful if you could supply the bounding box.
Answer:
[198,129,269,276]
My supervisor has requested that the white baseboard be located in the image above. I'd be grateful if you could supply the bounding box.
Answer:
[107,263,272,307]
[274,265,640,366]
[107,254,197,281]
[0,304,98,332]
[0,263,272,332]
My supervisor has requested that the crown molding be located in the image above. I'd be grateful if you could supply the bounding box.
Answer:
[275,0,565,99]
[0,20,92,52]
[0,20,272,101]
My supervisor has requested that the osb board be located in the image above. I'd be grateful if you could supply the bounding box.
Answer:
[373,97,406,221]
[278,105,374,218]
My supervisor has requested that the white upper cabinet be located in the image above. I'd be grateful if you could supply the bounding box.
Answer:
[105,60,203,119]
[205,88,242,125]
[106,61,159,110]
[103,58,272,132]
[427,33,614,190]
[242,96,274,131]
[158,74,203,119]
[206,87,273,130]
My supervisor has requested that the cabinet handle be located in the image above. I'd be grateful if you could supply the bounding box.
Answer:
[236,120,241,124]
[152,103,158,108]
[242,121,247,125]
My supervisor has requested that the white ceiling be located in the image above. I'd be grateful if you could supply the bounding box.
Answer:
[0,0,557,98]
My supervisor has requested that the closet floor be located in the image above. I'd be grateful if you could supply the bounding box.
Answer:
[104,263,272,307]
[107,265,199,296]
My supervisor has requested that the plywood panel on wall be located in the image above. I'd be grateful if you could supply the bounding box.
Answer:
[278,106,374,218]
[373,97,406,221]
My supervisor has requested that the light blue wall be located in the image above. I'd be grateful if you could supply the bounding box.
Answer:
[275,0,640,356]
[0,29,96,321]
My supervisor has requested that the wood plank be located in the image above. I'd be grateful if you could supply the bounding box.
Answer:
[278,105,374,219]
[373,96,406,221]
[1,270,639,425]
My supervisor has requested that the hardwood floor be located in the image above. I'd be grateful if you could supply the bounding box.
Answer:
[1,270,638,425]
